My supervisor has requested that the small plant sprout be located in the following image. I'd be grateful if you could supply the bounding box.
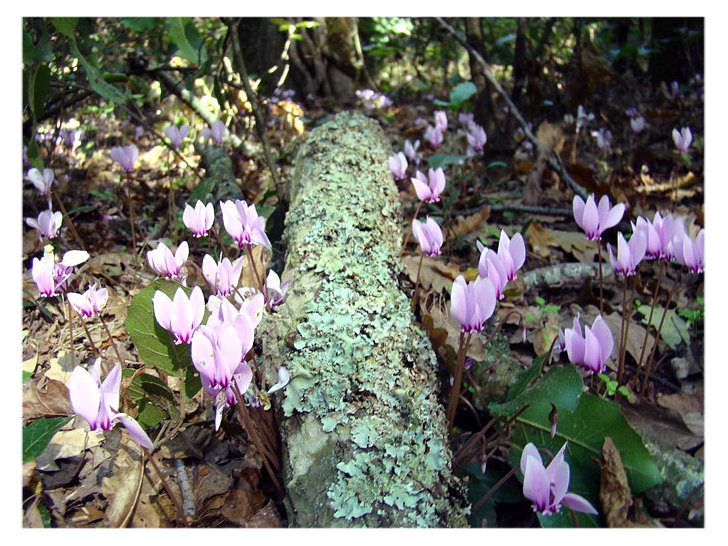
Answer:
[563,314,614,375]
[152,286,205,344]
[68,360,153,450]
[164,124,190,149]
[26,167,55,195]
[110,144,139,172]
[26,209,63,239]
[147,240,189,279]
[672,126,693,154]
[201,120,227,145]
[520,442,598,516]
[411,168,446,204]
[202,254,244,297]
[183,201,215,237]
[67,283,108,318]
[388,152,408,180]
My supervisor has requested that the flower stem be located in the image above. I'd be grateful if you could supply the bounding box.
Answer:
[143,448,188,526]
[402,200,424,250]
[617,275,629,384]
[53,191,85,251]
[471,462,520,513]
[412,251,425,311]
[98,312,125,369]
[64,297,76,368]
[210,226,231,260]
[596,240,604,313]
[446,331,472,431]
[123,172,138,258]
[231,382,283,494]
[639,271,681,397]
[246,246,269,309]
[636,260,666,371]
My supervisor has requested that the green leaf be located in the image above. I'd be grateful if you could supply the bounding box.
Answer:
[490,364,583,417]
[166,17,206,64]
[30,64,50,120]
[512,394,663,494]
[464,461,522,527]
[427,154,469,170]
[126,372,180,429]
[122,17,158,32]
[51,17,78,38]
[69,41,127,105]
[23,416,73,463]
[23,371,33,384]
[124,278,195,377]
[39,504,52,527]
[189,176,216,202]
[637,304,690,350]
[25,138,43,170]
[504,353,547,403]
[432,98,451,107]
[449,81,477,106]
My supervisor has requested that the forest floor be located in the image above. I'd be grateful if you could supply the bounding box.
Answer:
[22,72,704,527]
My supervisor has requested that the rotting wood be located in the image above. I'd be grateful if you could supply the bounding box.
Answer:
[260,112,470,527]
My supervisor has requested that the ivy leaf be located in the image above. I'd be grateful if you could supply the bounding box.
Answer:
[23,416,73,463]
[449,81,477,107]
[125,278,194,377]
[125,371,180,429]
[51,17,78,38]
[427,154,469,170]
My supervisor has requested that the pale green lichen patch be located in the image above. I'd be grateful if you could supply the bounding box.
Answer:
[264,112,469,527]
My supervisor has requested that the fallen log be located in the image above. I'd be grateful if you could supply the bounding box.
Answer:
[261,112,469,527]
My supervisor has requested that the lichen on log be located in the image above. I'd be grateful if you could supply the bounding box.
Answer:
[260,112,469,527]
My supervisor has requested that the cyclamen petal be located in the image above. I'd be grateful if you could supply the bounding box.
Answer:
[115,414,154,450]
[69,366,102,428]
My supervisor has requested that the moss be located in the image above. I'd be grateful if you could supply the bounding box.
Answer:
[262,112,469,527]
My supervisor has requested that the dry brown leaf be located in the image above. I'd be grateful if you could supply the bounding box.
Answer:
[600,437,662,528]
[238,245,271,290]
[23,377,73,422]
[549,229,598,263]
[450,207,491,238]
[101,439,145,528]
[657,386,704,438]
[35,426,102,472]
[44,350,75,384]
[536,122,565,153]
[426,305,486,361]
[603,313,655,371]
[246,500,283,528]
[525,222,555,258]
[402,255,459,294]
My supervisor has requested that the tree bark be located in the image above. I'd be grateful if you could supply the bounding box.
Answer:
[260,112,469,527]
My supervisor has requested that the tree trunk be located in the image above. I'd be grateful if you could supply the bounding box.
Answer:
[260,112,469,527]
[464,18,497,140]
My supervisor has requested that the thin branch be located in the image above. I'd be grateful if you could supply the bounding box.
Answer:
[436,17,588,199]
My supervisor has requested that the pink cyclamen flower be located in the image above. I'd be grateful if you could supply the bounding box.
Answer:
[660,214,686,261]
[607,231,647,277]
[67,283,108,318]
[477,246,508,300]
[152,285,205,344]
[388,152,408,180]
[411,168,446,203]
[26,168,55,195]
[496,230,526,281]
[26,209,63,239]
[31,248,89,297]
[466,123,487,155]
[147,241,188,279]
[110,144,139,172]
[164,124,190,149]
[450,275,497,333]
[423,125,443,148]
[458,112,474,127]
[404,139,420,162]
[69,360,153,450]
[201,120,227,145]
[625,107,638,118]
[265,270,290,308]
[563,314,614,375]
[520,442,598,516]
[191,314,255,429]
[573,194,625,241]
[672,127,692,154]
[630,116,646,134]
[220,199,271,249]
[434,110,448,133]
[673,230,704,274]
[183,200,215,237]
[412,217,444,256]
[202,254,244,297]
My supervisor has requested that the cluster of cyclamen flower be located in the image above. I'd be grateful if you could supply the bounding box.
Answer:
[148,197,290,430]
